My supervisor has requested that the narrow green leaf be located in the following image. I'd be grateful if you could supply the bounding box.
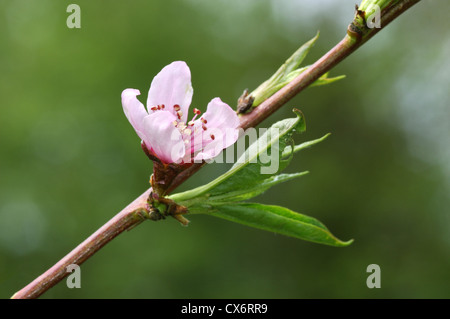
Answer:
[204,172,309,205]
[281,32,319,75]
[309,74,346,88]
[281,133,331,158]
[209,203,353,247]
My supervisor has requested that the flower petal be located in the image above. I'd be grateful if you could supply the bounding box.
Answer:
[202,98,240,136]
[193,127,230,161]
[141,111,185,164]
[147,61,193,122]
[194,97,240,160]
[121,89,148,141]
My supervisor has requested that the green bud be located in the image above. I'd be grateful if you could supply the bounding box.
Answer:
[250,33,319,108]
[349,0,400,39]
[359,0,399,17]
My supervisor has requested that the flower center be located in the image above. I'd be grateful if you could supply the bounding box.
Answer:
[168,105,215,150]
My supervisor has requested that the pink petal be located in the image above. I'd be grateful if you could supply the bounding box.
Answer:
[141,111,185,164]
[193,98,240,160]
[121,89,148,141]
[147,61,193,122]
[193,128,231,161]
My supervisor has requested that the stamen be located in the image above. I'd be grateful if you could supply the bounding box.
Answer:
[161,104,165,109]
[174,104,181,111]
[150,106,158,111]
[190,108,202,122]
[177,111,183,120]
[202,124,207,131]
[201,118,207,124]
[188,121,195,126]
[210,134,215,140]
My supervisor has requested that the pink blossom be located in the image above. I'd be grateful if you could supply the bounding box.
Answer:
[122,61,239,164]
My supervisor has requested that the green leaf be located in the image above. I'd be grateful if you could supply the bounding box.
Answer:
[208,203,353,247]
[167,112,349,247]
[309,73,346,88]
[281,133,331,157]
[271,69,345,96]
[169,110,308,205]
[199,172,309,205]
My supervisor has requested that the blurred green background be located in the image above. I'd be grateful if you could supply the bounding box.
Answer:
[1,0,449,299]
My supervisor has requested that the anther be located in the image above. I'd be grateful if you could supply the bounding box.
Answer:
[202,124,207,131]
[210,134,215,140]
[174,104,181,111]
[201,118,207,124]
[193,108,201,115]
